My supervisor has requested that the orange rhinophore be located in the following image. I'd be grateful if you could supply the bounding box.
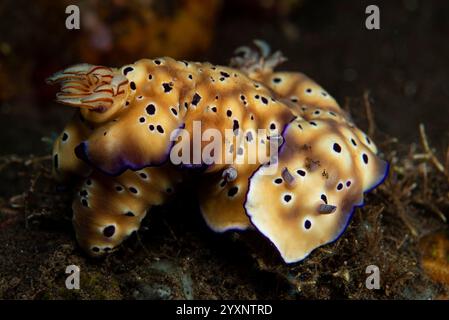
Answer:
[48,41,388,262]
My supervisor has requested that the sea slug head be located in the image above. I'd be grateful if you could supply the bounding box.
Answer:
[47,63,130,124]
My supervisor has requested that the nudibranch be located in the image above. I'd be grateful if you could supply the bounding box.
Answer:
[47,40,388,263]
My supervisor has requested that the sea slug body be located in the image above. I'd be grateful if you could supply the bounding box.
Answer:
[47,41,388,263]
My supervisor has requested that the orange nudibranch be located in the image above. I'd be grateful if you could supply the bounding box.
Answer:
[48,41,388,262]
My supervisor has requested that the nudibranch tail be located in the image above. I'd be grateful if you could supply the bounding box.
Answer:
[47,63,130,124]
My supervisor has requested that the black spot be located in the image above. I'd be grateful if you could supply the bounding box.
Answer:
[306,88,312,93]
[333,143,342,153]
[314,110,320,115]
[351,138,357,146]
[86,179,92,186]
[219,180,226,187]
[304,220,312,229]
[337,183,343,190]
[240,95,246,101]
[171,108,178,116]
[366,136,371,144]
[261,96,268,104]
[139,172,148,179]
[146,104,156,115]
[220,71,230,78]
[125,101,130,106]
[154,59,161,65]
[103,225,115,238]
[130,82,136,90]
[211,107,217,112]
[297,124,303,130]
[270,123,276,130]
[129,187,138,194]
[226,110,232,117]
[123,66,134,75]
[148,74,153,80]
[273,77,281,83]
[92,247,100,253]
[125,211,135,217]
[139,117,145,123]
[329,111,337,117]
[81,198,88,207]
[184,102,189,109]
[346,180,352,187]
[149,124,155,131]
[192,93,201,106]
[188,74,193,80]
[162,83,173,93]
[219,77,225,81]
[291,97,298,103]
[284,194,292,202]
[362,153,369,164]
[274,178,283,184]
[321,194,328,204]
[53,154,59,169]
[255,95,260,99]
[233,120,239,133]
[246,131,253,142]
[156,125,164,134]
[227,186,238,197]
[115,185,123,192]
[79,190,88,197]
[309,121,317,126]
[250,115,255,120]
[62,132,68,142]
[297,169,306,176]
